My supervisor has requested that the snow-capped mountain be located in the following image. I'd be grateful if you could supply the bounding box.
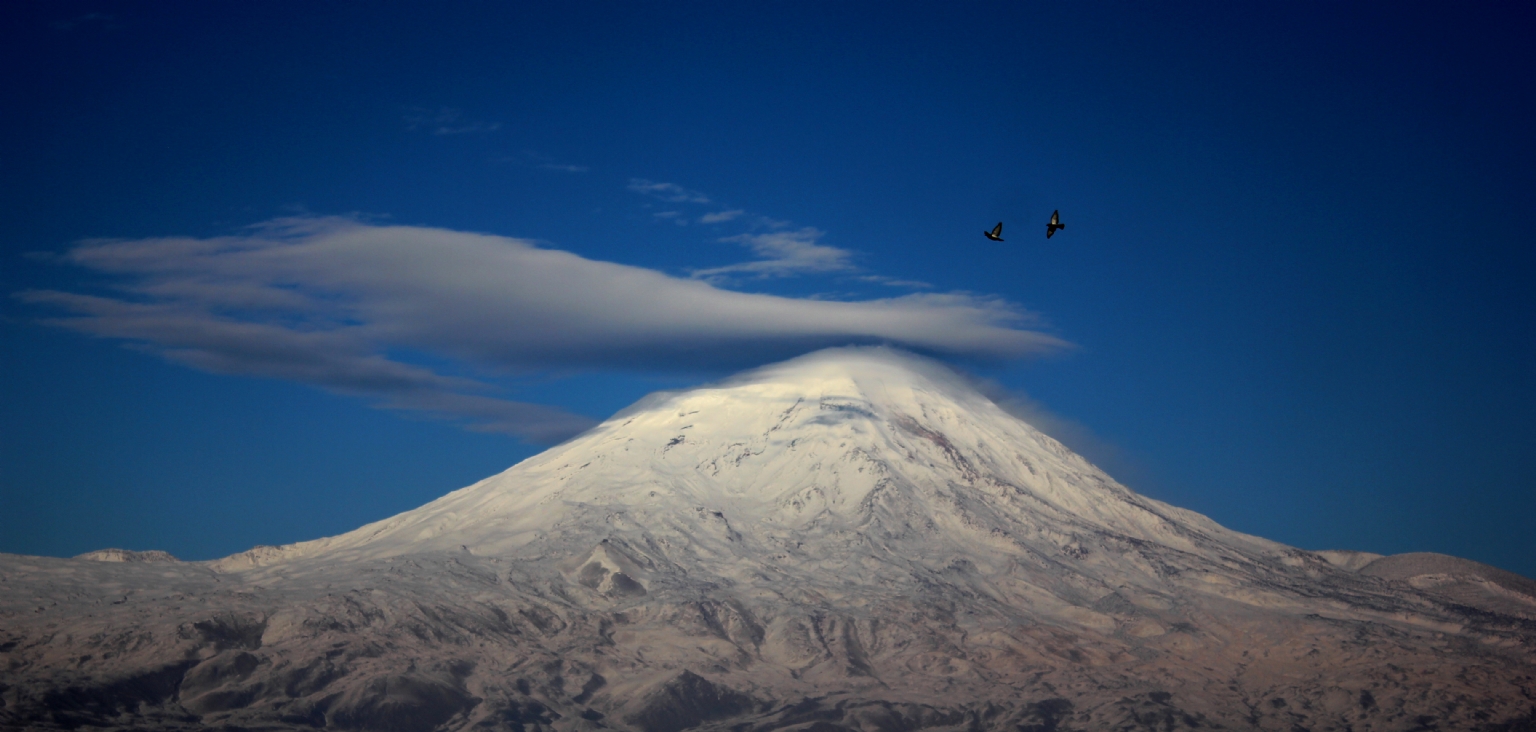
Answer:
[3,348,1534,731]
[219,348,1287,593]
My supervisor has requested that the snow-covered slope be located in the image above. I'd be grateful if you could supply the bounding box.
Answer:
[4,348,1535,732]
[301,346,1256,560]
[221,348,1281,579]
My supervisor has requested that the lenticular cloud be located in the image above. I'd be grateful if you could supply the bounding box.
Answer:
[19,217,1066,442]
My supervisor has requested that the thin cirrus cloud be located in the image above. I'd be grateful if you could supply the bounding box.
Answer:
[18,217,1066,443]
[859,274,934,289]
[622,180,861,282]
[507,151,589,173]
[699,210,745,224]
[627,178,712,204]
[403,107,502,136]
[691,228,854,280]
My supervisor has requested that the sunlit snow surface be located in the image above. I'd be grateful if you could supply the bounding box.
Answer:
[4,348,1535,731]
[228,348,1276,568]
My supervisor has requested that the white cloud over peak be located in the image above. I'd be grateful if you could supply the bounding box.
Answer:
[20,218,1065,442]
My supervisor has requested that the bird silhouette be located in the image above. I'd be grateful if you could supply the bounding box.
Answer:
[983,222,1004,241]
[1046,210,1065,238]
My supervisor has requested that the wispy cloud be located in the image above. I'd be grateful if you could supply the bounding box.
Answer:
[627,179,711,204]
[20,218,1065,442]
[859,274,934,289]
[503,151,589,172]
[692,228,855,280]
[404,107,502,136]
[621,180,925,289]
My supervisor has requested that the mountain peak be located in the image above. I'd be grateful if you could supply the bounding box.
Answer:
[715,345,985,392]
[605,346,995,430]
[225,347,1281,589]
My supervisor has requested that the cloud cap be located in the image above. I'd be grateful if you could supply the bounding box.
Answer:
[20,217,1067,441]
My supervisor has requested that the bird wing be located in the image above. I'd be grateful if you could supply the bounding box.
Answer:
[1046,227,1055,238]
[1050,210,1060,225]
[990,222,1003,237]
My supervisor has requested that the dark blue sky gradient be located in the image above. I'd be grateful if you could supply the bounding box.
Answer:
[3,3,1533,576]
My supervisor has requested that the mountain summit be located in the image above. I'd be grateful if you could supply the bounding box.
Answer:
[232,347,1276,572]
[4,348,1535,731]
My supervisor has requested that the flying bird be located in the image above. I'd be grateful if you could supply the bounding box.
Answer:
[1046,210,1065,238]
[983,222,1004,241]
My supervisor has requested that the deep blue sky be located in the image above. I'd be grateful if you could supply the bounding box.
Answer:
[3,3,1533,577]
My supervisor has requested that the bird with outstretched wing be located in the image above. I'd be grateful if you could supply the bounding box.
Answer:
[1046,210,1064,238]
[984,222,1004,241]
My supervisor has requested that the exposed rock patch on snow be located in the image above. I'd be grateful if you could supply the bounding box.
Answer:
[3,347,1534,731]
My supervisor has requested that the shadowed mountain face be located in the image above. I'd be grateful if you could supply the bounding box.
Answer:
[4,348,1535,731]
